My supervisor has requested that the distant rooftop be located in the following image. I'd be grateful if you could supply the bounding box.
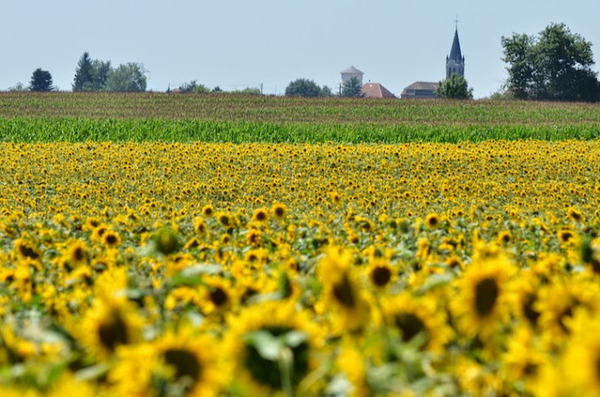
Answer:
[361,82,395,99]
[401,81,439,99]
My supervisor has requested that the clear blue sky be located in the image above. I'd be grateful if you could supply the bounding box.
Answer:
[2,0,599,98]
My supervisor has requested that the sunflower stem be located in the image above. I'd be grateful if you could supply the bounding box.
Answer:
[278,346,295,397]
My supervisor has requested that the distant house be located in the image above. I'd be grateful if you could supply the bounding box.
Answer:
[361,82,395,98]
[401,81,439,98]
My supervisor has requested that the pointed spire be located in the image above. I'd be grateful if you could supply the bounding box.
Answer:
[449,28,463,62]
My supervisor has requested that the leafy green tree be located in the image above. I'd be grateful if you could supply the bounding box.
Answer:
[90,60,112,91]
[29,68,54,91]
[435,73,474,99]
[104,63,147,92]
[341,76,364,98]
[285,78,323,97]
[8,82,26,92]
[502,23,600,101]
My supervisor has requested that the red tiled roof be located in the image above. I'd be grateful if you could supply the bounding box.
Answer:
[361,82,396,98]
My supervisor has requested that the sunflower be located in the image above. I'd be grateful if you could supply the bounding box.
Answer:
[512,271,542,328]
[425,213,440,228]
[558,228,575,244]
[216,212,232,227]
[536,278,599,347]
[380,292,451,353]
[555,311,600,396]
[252,208,269,223]
[193,217,208,235]
[317,247,370,333]
[78,295,143,359]
[225,301,322,396]
[246,228,263,247]
[496,230,512,245]
[202,204,215,217]
[451,248,515,340]
[61,239,89,269]
[13,237,41,261]
[365,258,395,290]
[499,325,547,395]
[156,326,226,397]
[102,229,121,248]
[90,224,108,244]
[199,276,236,316]
[271,202,287,220]
[567,207,584,223]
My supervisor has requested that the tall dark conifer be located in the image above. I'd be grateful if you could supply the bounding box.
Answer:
[73,52,93,91]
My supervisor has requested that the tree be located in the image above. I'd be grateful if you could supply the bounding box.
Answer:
[320,85,334,97]
[8,82,26,92]
[341,76,364,98]
[285,78,323,97]
[435,73,474,99]
[502,23,600,101]
[104,63,147,92]
[90,60,112,91]
[29,68,54,91]
[73,53,112,91]
[72,52,93,91]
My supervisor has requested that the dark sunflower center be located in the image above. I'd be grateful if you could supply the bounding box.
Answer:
[164,348,202,383]
[73,247,85,261]
[274,207,285,217]
[522,293,540,326]
[244,326,309,389]
[371,266,392,287]
[394,313,427,342]
[332,274,356,308]
[105,234,118,245]
[209,287,228,307]
[97,311,129,352]
[474,277,499,317]
[255,211,267,221]
[19,244,39,259]
[595,353,600,381]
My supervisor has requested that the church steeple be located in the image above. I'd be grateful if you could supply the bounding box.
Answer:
[446,26,465,79]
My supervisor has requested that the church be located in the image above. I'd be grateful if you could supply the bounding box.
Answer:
[401,27,465,99]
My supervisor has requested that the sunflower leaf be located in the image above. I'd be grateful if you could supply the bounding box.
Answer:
[414,273,454,295]
[283,330,308,348]
[244,330,282,361]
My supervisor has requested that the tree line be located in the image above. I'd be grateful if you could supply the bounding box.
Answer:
[15,52,148,92]
[12,23,600,101]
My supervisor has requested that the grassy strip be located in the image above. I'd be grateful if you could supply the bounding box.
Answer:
[0,118,599,143]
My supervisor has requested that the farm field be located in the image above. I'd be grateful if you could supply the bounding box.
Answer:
[1,92,600,142]
[1,94,600,396]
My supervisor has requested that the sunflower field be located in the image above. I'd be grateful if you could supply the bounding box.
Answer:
[1,94,600,396]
